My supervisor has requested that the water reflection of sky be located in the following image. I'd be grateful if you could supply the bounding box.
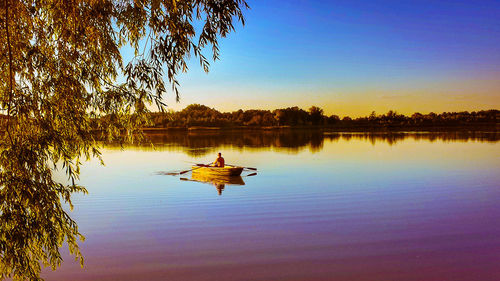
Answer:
[45,132,500,281]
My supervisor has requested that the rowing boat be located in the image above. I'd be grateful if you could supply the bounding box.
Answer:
[191,165,243,176]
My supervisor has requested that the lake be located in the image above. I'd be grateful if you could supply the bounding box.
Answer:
[43,131,500,281]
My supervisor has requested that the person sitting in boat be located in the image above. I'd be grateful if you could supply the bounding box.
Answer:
[212,152,225,167]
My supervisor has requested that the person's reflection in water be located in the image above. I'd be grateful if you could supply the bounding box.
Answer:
[215,183,225,195]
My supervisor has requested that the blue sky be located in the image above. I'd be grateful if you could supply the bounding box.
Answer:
[150,0,500,116]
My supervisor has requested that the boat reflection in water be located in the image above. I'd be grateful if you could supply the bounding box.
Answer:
[181,172,246,195]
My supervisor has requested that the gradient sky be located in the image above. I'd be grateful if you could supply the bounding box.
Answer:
[152,0,500,117]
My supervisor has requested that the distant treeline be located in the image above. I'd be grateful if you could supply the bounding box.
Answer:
[0,104,497,131]
[145,104,499,130]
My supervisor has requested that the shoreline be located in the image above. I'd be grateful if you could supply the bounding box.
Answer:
[141,124,499,133]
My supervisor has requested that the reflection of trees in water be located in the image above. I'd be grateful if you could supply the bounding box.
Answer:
[103,130,500,156]
[125,130,325,156]
[332,131,500,146]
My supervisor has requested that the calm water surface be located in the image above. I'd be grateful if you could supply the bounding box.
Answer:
[43,131,500,281]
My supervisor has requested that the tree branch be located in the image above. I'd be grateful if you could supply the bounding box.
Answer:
[4,0,14,145]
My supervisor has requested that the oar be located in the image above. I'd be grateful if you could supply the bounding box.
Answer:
[185,160,257,171]
[244,172,257,177]
[179,163,210,175]
[240,166,257,171]
[226,164,257,171]
[243,167,257,171]
[179,166,201,175]
[155,171,183,176]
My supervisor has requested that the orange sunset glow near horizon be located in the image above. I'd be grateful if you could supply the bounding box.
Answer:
[138,0,500,117]
[162,73,500,117]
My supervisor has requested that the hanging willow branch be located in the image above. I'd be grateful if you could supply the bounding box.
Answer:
[0,1,248,280]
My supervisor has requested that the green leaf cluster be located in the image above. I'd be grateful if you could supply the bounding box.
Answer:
[0,0,247,280]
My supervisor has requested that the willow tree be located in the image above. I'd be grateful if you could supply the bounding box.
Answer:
[0,0,248,280]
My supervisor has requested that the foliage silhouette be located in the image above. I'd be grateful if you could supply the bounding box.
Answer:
[0,0,248,280]
[146,104,499,129]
